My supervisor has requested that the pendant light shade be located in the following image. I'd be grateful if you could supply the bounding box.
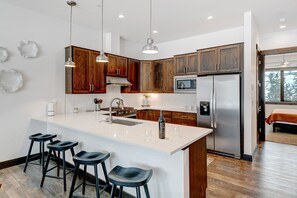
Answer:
[142,0,158,54]
[65,1,76,67]
[96,51,109,62]
[96,0,108,62]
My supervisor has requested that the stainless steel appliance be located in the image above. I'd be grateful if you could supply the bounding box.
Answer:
[197,74,241,158]
[100,107,137,118]
[174,75,196,93]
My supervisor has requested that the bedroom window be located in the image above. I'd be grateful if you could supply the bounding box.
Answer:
[265,69,297,103]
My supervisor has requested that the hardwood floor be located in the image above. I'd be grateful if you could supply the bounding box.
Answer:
[0,141,297,198]
[207,141,297,198]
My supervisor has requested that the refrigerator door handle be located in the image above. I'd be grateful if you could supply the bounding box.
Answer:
[210,88,214,128]
[213,90,217,128]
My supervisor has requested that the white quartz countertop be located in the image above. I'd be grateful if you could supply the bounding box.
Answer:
[135,106,197,113]
[32,112,212,155]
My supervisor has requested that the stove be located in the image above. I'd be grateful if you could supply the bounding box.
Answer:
[100,107,137,118]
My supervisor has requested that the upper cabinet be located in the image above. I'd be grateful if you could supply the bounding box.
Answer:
[174,52,198,75]
[198,43,243,75]
[140,61,154,92]
[121,59,140,93]
[65,46,106,94]
[106,54,128,77]
[140,58,174,93]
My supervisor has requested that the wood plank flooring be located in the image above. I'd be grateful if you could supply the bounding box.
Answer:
[207,141,297,198]
[0,141,297,198]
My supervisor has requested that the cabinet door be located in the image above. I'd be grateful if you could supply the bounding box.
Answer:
[187,53,198,74]
[106,54,118,76]
[172,112,197,126]
[153,61,163,92]
[217,44,242,73]
[140,61,154,92]
[72,47,91,93]
[163,59,174,93]
[198,48,217,75]
[89,51,106,93]
[117,57,128,77]
[174,55,187,75]
[121,59,140,93]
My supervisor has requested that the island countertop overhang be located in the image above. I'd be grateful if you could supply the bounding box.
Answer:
[32,112,212,155]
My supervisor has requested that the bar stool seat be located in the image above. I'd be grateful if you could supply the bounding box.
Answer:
[108,166,153,198]
[69,151,110,198]
[24,133,57,173]
[40,140,78,192]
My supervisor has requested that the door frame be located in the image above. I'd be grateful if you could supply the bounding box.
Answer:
[258,46,297,142]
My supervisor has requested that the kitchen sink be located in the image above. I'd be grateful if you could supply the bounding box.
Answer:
[111,119,142,126]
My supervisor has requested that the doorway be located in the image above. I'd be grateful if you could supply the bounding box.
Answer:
[258,46,297,145]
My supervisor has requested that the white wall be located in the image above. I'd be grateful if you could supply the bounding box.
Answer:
[0,1,141,162]
[243,11,259,156]
[143,26,244,60]
[260,28,297,50]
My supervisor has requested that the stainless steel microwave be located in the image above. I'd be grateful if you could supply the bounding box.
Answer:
[174,75,197,93]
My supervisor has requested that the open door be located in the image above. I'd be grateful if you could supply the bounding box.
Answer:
[257,45,266,142]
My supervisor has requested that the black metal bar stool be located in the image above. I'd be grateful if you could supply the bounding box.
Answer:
[108,166,153,198]
[40,140,78,191]
[69,151,111,198]
[24,133,57,174]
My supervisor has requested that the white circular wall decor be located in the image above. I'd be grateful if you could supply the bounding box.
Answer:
[0,69,23,93]
[0,47,9,62]
[17,40,39,58]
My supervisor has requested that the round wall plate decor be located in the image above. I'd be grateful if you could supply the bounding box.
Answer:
[0,47,9,62]
[17,40,39,58]
[0,69,23,93]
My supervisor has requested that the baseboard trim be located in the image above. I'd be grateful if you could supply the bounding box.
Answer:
[0,153,40,170]
[242,154,253,162]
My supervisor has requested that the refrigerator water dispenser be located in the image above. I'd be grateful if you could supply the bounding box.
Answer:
[200,101,210,116]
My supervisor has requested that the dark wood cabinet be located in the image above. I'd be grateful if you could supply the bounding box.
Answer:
[106,54,127,77]
[140,61,154,92]
[65,46,106,94]
[136,110,196,126]
[198,43,243,75]
[172,112,197,126]
[174,52,198,75]
[121,59,140,93]
[141,58,174,93]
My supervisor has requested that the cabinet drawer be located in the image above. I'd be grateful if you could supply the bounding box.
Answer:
[172,119,197,127]
[172,112,196,121]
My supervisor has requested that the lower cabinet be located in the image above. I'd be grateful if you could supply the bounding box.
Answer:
[136,110,197,126]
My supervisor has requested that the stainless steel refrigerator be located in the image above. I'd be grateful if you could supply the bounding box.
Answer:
[197,74,241,158]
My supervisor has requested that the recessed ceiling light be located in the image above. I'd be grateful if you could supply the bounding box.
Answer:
[153,30,158,34]
[280,25,286,29]
[207,16,213,20]
[118,14,124,18]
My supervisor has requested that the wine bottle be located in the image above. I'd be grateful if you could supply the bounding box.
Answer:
[158,110,166,139]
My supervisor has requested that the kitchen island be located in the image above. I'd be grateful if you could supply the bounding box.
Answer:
[30,111,212,198]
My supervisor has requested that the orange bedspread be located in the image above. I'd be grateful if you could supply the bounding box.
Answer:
[266,109,297,124]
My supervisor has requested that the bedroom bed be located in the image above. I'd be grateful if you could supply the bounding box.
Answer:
[266,109,297,133]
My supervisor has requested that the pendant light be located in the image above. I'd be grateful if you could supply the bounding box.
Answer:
[65,1,76,67]
[142,0,158,54]
[96,0,109,62]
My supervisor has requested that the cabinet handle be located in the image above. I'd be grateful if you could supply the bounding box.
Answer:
[184,67,186,73]
[118,69,121,75]
[89,84,92,91]
[92,84,94,92]
[215,64,217,70]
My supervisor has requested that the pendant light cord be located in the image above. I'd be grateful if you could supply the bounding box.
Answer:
[69,2,73,59]
[101,0,104,51]
[150,0,152,39]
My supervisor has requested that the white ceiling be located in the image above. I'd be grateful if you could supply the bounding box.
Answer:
[2,0,297,44]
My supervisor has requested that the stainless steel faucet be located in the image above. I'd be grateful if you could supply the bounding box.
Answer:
[107,98,124,124]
